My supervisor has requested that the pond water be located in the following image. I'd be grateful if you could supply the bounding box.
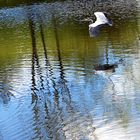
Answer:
[0,1,140,140]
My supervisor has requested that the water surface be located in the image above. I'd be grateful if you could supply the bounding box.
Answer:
[0,1,140,140]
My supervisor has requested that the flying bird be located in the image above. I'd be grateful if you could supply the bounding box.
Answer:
[84,12,113,37]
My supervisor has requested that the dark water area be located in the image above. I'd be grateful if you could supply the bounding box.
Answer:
[0,0,140,140]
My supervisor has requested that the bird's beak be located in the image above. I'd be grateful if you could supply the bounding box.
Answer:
[81,18,89,22]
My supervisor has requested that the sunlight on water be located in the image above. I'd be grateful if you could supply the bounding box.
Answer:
[0,1,140,140]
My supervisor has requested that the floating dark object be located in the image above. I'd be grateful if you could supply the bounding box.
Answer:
[94,64,118,71]
[94,59,124,72]
[84,12,113,37]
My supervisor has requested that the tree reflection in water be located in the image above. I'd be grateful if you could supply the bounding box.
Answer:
[27,5,68,139]
[26,5,98,139]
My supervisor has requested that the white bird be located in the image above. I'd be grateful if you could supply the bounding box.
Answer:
[84,12,113,37]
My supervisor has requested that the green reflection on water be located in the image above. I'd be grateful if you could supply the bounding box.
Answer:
[0,24,31,68]
[0,17,139,69]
